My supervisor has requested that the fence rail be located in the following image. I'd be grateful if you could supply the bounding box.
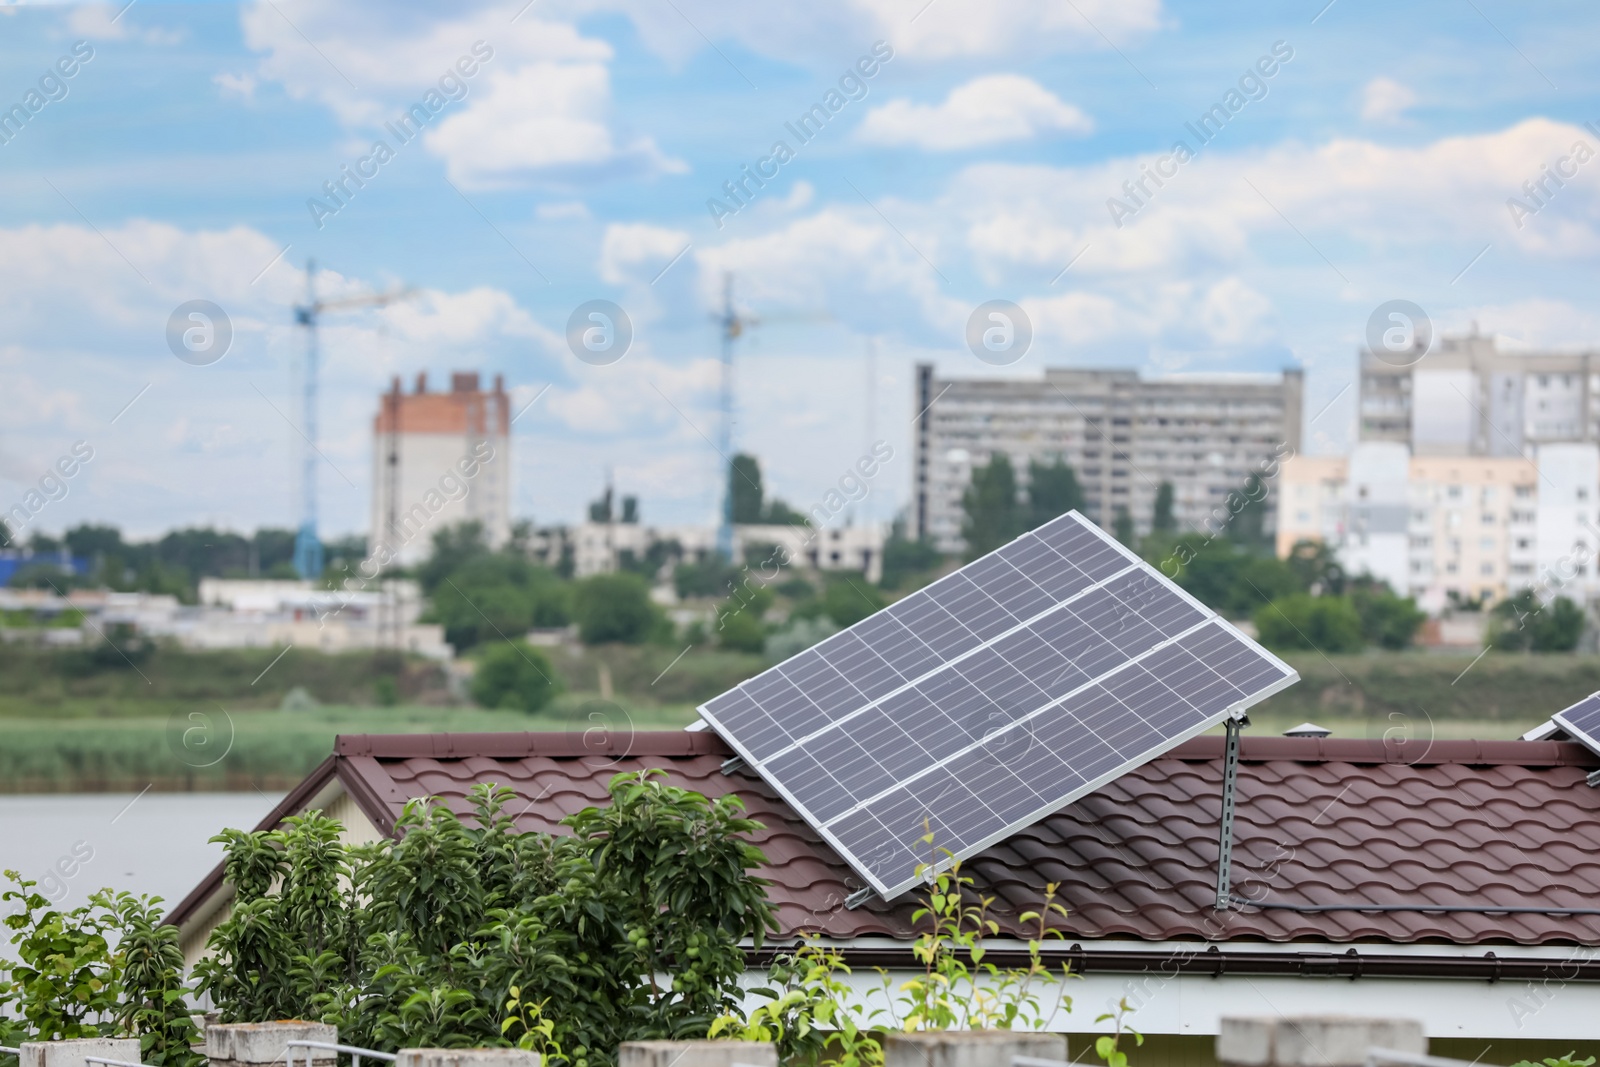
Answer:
[285,1038,399,1067]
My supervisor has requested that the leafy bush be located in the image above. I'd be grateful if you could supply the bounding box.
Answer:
[821,577,885,629]
[1253,594,1365,653]
[471,642,561,712]
[1348,586,1426,650]
[573,574,659,645]
[1510,1055,1596,1067]
[195,773,776,1067]
[0,872,199,1065]
[764,616,839,661]
[713,834,1074,1065]
[1490,591,1586,652]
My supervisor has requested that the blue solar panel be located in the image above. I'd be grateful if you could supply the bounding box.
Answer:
[697,511,1299,899]
[1552,692,1600,756]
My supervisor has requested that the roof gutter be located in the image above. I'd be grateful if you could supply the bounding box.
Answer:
[746,942,1600,982]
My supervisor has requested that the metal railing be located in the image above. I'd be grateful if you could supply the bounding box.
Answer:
[1013,1058,1073,1067]
[286,1039,399,1067]
[84,1057,153,1067]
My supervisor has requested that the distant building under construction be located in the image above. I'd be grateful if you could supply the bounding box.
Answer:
[370,371,510,566]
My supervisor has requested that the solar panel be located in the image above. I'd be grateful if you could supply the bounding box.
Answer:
[697,511,1299,899]
[1552,692,1600,756]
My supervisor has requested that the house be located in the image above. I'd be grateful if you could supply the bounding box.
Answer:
[167,730,1600,1062]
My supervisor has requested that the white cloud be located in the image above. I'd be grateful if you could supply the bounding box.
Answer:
[857,75,1092,150]
[1361,76,1416,123]
[537,200,591,220]
[425,64,685,188]
[67,4,184,44]
[213,72,257,101]
[581,0,1163,66]
[235,2,675,187]
[599,223,692,286]
[0,219,583,537]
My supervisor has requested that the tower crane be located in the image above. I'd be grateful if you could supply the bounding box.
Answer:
[291,260,414,579]
[711,273,830,560]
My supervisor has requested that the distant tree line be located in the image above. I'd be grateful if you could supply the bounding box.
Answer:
[0,521,365,602]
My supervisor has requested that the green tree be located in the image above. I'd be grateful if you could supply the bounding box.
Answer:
[960,453,1023,560]
[471,641,560,713]
[881,516,942,591]
[823,575,886,628]
[573,573,659,645]
[729,454,764,524]
[1349,585,1425,650]
[762,499,808,525]
[1152,482,1176,534]
[1285,538,1345,595]
[1112,508,1134,546]
[1253,593,1365,653]
[1026,458,1086,529]
[418,522,493,594]
[674,558,739,599]
[1490,591,1586,652]
[1222,473,1272,550]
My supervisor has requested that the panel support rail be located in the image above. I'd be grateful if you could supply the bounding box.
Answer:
[1214,710,1247,910]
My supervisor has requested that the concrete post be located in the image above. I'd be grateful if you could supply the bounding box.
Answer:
[882,1031,1069,1067]
[19,1038,143,1067]
[618,1041,777,1067]
[205,1022,339,1067]
[1218,1016,1426,1067]
[396,1052,542,1067]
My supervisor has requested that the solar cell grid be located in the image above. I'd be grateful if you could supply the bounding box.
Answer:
[696,510,1299,898]
[1553,692,1600,756]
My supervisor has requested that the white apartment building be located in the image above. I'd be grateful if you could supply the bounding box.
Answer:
[530,523,886,584]
[1360,329,1600,455]
[370,371,511,566]
[913,364,1303,553]
[1278,443,1600,610]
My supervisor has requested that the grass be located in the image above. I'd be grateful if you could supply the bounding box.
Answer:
[0,696,702,793]
[1,642,1589,792]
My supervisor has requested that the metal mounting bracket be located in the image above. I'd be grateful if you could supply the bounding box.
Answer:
[844,886,875,910]
[1214,710,1249,910]
[720,755,747,776]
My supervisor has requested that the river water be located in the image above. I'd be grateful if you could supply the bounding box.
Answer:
[0,792,285,940]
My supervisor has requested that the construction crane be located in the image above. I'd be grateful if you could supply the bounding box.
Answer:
[291,260,414,579]
[711,272,830,560]
[712,274,753,561]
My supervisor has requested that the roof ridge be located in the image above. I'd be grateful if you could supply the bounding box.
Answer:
[334,730,734,759]
[1168,735,1600,767]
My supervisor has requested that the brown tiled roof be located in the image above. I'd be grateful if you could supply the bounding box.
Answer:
[168,731,1600,952]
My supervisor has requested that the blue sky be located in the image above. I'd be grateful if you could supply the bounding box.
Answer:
[1,0,1596,540]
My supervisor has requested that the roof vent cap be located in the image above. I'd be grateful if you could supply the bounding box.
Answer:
[1283,722,1332,739]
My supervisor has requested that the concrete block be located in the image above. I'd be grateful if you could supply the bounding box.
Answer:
[618,1040,777,1067]
[20,1038,143,1067]
[396,1052,541,1067]
[1218,1016,1425,1067]
[1217,1019,1275,1067]
[883,1031,1068,1067]
[205,1021,338,1066]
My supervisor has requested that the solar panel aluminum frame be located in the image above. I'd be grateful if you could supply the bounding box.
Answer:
[698,513,1301,901]
[1552,692,1600,756]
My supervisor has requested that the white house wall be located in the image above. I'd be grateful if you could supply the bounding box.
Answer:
[775,952,1600,1042]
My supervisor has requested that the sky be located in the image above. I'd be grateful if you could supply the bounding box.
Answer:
[1,0,1597,541]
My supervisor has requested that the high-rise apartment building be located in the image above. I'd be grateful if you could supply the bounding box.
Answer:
[370,371,511,566]
[1360,329,1600,455]
[912,364,1303,553]
[1277,442,1600,608]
